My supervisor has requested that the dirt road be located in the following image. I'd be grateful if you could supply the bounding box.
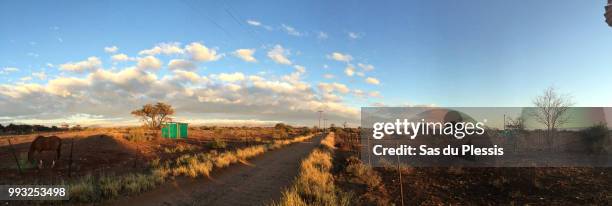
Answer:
[109,134,323,206]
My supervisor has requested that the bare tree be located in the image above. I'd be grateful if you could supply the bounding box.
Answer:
[531,87,574,132]
[505,116,525,131]
[131,102,175,129]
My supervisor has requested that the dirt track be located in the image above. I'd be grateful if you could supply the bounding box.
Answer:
[109,134,323,206]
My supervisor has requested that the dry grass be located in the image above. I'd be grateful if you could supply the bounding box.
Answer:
[125,127,148,142]
[209,138,228,149]
[274,132,352,206]
[320,132,335,150]
[69,175,97,202]
[236,145,267,159]
[345,157,382,188]
[163,144,196,154]
[68,133,316,203]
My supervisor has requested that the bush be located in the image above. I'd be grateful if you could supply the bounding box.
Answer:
[345,157,381,188]
[210,138,227,149]
[273,130,289,139]
[69,175,97,202]
[100,175,121,199]
[581,123,610,154]
[122,173,155,195]
[126,127,147,142]
[163,144,195,154]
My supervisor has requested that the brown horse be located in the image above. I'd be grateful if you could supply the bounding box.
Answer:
[28,135,62,168]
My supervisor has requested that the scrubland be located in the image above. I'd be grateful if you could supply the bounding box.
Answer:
[0,125,314,204]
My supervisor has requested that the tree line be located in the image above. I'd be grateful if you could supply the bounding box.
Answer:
[0,123,69,135]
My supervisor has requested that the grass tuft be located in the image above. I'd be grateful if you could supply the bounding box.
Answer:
[273,132,351,206]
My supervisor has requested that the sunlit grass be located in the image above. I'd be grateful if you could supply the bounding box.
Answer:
[273,132,352,206]
[68,133,316,203]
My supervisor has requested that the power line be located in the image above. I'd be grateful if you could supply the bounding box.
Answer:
[179,0,236,42]
[221,1,266,46]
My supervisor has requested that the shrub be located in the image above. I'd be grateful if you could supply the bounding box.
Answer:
[345,157,381,188]
[122,173,156,195]
[163,144,195,154]
[171,154,213,177]
[236,145,267,160]
[126,127,147,142]
[581,123,610,154]
[273,130,289,139]
[274,188,308,206]
[100,175,121,199]
[210,138,227,149]
[321,132,335,150]
[69,174,97,202]
[213,152,238,168]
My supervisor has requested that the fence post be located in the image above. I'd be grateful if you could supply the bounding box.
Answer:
[396,141,405,206]
[68,138,74,177]
[8,138,22,175]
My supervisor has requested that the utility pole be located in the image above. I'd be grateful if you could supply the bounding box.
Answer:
[317,110,323,132]
[323,118,328,133]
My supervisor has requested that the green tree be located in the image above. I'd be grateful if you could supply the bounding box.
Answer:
[131,102,175,129]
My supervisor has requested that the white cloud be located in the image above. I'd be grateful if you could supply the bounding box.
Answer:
[46,63,54,68]
[246,19,273,30]
[0,42,362,126]
[138,42,184,56]
[294,65,306,73]
[356,72,365,77]
[216,72,245,82]
[32,72,46,80]
[104,46,118,53]
[186,42,222,62]
[281,24,302,36]
[317,32,328,39]
[1,67,19,74]
[173,70,207,83]
[344,65,355,76]
[368,91,381,98]
[246,20,261,26]
[59,56,102,73]
[318,82,350,94]
[111,53,131,62]
[323,74,334,79]
[20,76,32,81]
[168,59,197,71]
[233,49,257,62]
[267,44,292,65]
[328,52,353,62]
[352,89,364,97]
[365,77,380,85]
[358,63,374,71]
[348,32,362,39]
[137,56,162,70]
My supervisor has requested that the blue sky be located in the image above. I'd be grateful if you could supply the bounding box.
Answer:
[1,0,611,126]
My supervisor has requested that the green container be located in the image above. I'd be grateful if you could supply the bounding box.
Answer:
[161,122,188,139]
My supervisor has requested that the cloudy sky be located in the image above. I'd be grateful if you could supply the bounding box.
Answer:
[1,0,611,127]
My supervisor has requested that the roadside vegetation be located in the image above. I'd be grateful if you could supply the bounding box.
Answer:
[65,133,315,203]
[274,132,353,206]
